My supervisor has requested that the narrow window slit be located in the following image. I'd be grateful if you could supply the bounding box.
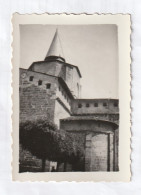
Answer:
[46,83,51,89]
[29,76,34,81]
[78,104,82,108]
[94,103,98,107]
[38,80,42,86]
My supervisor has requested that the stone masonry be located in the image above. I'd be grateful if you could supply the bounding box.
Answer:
[19,29,119,172]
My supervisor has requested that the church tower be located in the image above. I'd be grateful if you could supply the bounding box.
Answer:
[28,29,82,98]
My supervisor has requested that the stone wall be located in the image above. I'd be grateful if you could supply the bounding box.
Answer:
[29,58,81,99]
[60,119,118,171]
[71,99,119,115]
[114,129,119,171]
[72,67,81,98]
[19,67,119,172]
[65,65,81,98]
[29,61,66,80]
[20,68,58,122]
[54,99,70,128]
[60,119,117,133]
[19,68,59,172]
[56,81,72,111]
[66,65,73,92]
[19,145,50,172]
[90,134,108,171]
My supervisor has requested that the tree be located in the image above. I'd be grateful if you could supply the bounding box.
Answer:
[20,118,84,172]
[20,119,60,171]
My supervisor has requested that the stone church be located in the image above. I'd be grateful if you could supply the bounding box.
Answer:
[20,30,119,172]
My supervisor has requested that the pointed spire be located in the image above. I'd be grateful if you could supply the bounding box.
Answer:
[45,29,65,62]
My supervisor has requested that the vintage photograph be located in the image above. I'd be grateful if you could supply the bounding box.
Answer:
[12,14,131,181]
[19,24,119,172]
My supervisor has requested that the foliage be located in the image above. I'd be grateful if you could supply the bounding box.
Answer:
[20,118,84,168]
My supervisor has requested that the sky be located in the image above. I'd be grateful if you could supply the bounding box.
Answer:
[20,24,118,99]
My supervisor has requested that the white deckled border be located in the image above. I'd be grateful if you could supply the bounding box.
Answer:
[12,13,131,182]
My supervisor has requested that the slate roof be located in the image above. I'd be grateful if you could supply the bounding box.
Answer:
[45,29,64,60]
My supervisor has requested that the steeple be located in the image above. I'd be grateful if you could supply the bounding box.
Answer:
[45,29,65,62]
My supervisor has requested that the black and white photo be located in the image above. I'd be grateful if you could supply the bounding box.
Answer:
[12,14,131,181]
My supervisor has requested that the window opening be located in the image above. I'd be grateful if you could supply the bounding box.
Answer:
[46,83,51,89]
[38,80,42,86]
[29,76,34,81]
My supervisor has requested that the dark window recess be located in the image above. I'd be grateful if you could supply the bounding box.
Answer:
[103,102,107,107]
[114,102,118,107]
[29,76,34,81]
[94,102,98,107]
[38,80,42,86]
[78,104,82,108]
[86,103,89,107]
[46,83,51,89]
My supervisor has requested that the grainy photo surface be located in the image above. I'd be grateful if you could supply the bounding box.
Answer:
[19,24,119,173]
[12,14,131,181]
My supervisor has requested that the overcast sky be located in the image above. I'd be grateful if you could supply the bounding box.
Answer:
[20,24,118,99]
